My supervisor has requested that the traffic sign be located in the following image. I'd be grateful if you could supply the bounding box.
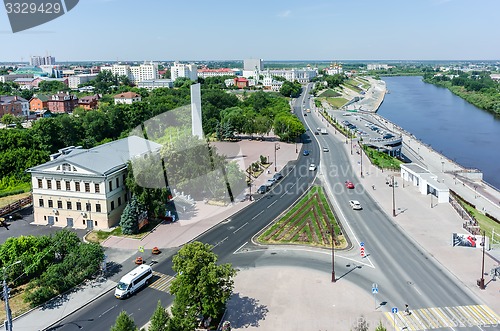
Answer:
[138,246,144,253]
[372,287,378,294]
[360,246,365,257]
[392,307,398,314]
[360,242,365,247]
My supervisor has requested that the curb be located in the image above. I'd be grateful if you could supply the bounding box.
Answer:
[41,282,117,331]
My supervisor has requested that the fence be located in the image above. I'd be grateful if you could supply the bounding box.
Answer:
[449,194,480,235]
[0,195,32,218]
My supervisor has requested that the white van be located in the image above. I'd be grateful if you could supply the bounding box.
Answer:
[115,264,153,299]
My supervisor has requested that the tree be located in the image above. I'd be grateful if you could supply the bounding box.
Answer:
[148,300,171,331]
[169,242,237,330]
[374,321,387,331]
[352,315,369,331]
[110,311,138,331]
[119,196,145,235]
[1,113,16,125]
[38,80,68,93]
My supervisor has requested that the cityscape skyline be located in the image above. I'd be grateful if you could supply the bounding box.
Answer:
[2,0,500,62]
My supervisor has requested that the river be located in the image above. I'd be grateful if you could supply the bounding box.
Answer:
[377,76,500,190]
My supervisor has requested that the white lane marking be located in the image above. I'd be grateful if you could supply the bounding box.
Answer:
[213,236,228,248]
[233,241,248,254]
[99,305,116,318]
[233,222,248,234]
[267,201,277,209]
[252,210,264,220]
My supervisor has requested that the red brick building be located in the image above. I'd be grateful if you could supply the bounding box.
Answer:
[47,93,79,113]
[234,77,249,89]
[78,94,100,110]
[29,94,49,111]
[0,95,24,117]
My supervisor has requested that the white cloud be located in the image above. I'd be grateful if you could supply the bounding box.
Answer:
[278,10,292,18]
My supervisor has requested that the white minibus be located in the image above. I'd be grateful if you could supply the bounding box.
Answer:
[114,264,153,299]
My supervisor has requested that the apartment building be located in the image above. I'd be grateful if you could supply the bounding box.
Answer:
[27,136,162,230]
[100,62,159,84]
[170,62,198,81]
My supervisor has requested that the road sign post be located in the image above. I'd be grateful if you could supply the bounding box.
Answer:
[372,283,378,310]
[391,307,398,331]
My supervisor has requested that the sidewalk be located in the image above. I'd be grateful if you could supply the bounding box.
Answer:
[4,138,302,331]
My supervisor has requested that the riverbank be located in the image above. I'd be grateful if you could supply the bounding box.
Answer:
[344,76,387,112]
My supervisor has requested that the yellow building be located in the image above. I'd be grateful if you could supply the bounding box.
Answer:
[27,136,162,230]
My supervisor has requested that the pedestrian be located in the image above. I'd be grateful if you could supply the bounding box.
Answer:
[405,304,410,315]
[372,185,375,190]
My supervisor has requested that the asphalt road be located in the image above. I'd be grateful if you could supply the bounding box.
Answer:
[47,84,484,331]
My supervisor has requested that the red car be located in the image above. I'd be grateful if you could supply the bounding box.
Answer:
[345,181,355,189]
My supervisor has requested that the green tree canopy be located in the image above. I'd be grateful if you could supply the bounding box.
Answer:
[148,300,171,331]
[110,311,138,331]
[170,242,237,330]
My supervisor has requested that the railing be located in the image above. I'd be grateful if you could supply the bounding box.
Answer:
[449,195,481,235]
[0,195,32,218]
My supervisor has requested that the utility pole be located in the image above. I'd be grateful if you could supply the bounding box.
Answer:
[3,261,21,331]
[330,223,336,283]
[392,176,396,217]
[360,145,363,178]
[478,231,486,289]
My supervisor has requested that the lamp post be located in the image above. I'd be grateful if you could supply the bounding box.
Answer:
[360,145,363,178]
[441,161,445,173]
[3,260,22,331]
[274,143,280,172]
[474,185,478,199]
[478,231,486,289]
[350,133,353,155]
[392,175,396,217]
[327,224,336,283]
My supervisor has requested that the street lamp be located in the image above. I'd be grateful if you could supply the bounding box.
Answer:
[441,161,445,173]
[274,143,280,172]
[327,224,336,283]
[350,133,353,155]
[3,260,22,331]
[478,231,486,290]
[392,176,396,217]
[360,145,363,178]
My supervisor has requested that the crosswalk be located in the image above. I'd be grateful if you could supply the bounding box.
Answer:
[149,271,175,293]
[384,305,500,330]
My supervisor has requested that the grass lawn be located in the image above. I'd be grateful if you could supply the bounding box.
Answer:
[86,218,163,243]
[0,191,31,208]
[0,283,31,323]
[363,145,402,170]
[327,97,349,109]
[319,89,341,98]
[257,186,346,249]
[457,197,500,241]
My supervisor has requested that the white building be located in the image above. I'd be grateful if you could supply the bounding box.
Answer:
[114,91,142,105]
[197,68,236,79]
[367,64,390,70]
[325,63,343,75]
[137,79,173,90]
[170,62,198,81]
[100,62,159,84]
[262,75,283,92]
[244,59,263,71]
[30,55,56,67]
[0,74,33,83]
[27,136,162,230]
[68,74,98,89]
[264,67,318,83]
[400,163,449,204]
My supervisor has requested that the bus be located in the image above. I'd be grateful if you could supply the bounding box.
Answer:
[114,264,153,299]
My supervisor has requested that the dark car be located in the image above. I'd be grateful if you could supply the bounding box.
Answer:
[273,173,283,181]
[303,150,310,156]
[257,185,269,194]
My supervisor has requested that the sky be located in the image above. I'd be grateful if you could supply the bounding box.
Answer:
[1,0,499,62]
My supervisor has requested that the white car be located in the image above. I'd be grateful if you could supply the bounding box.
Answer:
[309,164,317,171]
[349,200,362,210]
[323,147,329,152]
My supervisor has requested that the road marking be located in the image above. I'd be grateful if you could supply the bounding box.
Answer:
[149,271,175,293]
[384,305,499,330]
[213,236,228,248]
[233,222,248,234]
[233,241,248,254]
[266,200,277,209]
[252,210,264,220]
[99,306,116,318]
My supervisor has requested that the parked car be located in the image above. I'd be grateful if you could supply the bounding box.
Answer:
[323,147,329,152]
[265,178,276,187]
[273,173,283,181]
[303,150,310,156]
[345,181,355,189]
[309,164,317,171]
[349,200,362,210]
[257,185,269,194]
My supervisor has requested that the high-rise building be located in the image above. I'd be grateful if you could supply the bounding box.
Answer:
[100,62,159,84]
[30,55,56,66]
[244,58,263,71]
[170,62,198,81]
